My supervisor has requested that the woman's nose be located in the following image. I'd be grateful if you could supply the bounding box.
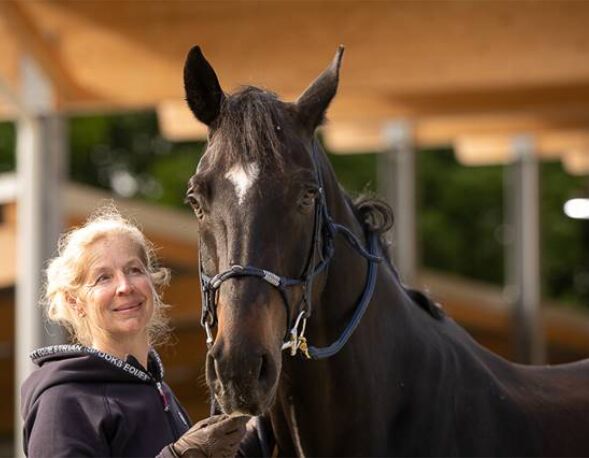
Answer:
[115,273,134,294]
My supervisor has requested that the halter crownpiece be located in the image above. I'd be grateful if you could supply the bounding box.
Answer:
[197,141,382,360]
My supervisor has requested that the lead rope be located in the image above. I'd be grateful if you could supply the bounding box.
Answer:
[282,231,380,360]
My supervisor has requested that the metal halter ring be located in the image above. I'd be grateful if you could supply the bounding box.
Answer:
[203,310,215,346]
[281,310,310,358]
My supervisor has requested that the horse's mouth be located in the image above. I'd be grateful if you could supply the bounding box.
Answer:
[205,341,283,416]
[212,379,278,416]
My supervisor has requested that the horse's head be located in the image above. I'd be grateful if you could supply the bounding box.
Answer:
[184,46,344,415]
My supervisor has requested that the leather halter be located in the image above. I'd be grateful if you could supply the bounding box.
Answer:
[198,142,382,359]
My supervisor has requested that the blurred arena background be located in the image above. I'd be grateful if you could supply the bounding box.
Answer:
[2,1,589,455]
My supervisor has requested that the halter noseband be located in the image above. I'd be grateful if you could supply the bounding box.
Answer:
[198,142,382,360]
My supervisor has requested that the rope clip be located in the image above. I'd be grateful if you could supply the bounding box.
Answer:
[281,311,311,358]
[203,311,215,347]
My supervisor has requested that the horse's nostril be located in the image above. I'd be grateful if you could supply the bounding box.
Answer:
[257,353,274,387]
[257,355,266,382]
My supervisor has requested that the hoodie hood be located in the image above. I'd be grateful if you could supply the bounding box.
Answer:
[22,344,165,418]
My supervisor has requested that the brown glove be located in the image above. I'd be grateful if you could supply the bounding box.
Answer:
[171,415,249,458]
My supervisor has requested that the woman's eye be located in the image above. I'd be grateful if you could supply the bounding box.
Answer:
[132,266,146,275]
[95,274,111,284]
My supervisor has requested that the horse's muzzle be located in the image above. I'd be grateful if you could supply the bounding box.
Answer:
[207,341,281,416]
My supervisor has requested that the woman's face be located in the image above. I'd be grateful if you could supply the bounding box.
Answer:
[80,234,154,343]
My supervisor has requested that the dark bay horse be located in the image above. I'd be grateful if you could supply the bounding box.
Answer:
[183,46,589,456]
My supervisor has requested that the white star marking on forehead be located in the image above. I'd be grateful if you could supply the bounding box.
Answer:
[224,162,260,205]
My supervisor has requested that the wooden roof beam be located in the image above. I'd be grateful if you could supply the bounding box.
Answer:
[379,81,589,118]
[454,131,589,174]
[562,150,589,175]
[0,0,98,107]
[158,97,589,152]
[321,112,589,153]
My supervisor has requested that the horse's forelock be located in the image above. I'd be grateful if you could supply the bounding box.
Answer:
[209,86,291,171]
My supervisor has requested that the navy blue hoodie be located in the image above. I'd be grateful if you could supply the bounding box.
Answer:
[21,345,191,457]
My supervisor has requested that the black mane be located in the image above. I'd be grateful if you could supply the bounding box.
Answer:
[353,194,444,320]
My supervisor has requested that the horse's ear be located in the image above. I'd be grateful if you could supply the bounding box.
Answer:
[184,46,225,126]
[295,45,344,132]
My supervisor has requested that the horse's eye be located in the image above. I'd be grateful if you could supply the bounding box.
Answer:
[193,203,205,220]
[186,194,205,220]
[299,187,318,210]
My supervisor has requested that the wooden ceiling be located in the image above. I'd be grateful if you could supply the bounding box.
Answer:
[1,1,589,166]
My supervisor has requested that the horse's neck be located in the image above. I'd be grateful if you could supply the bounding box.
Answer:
[273,260,420,455]
[272,171,424,455]
[271,165,523,454]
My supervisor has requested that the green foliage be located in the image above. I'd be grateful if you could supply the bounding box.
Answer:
[418,149,504,285]
[326,152,377,195]
[148,144,204,208]
[69,112,204,209]
[0,122,16,173]
[540,161,588,305]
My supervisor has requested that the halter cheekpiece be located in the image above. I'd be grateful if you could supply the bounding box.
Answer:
[198,141,382,360]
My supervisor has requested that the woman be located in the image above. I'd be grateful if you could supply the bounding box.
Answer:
[21,208,249,457]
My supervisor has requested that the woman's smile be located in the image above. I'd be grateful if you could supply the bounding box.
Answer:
[113,301,143,313]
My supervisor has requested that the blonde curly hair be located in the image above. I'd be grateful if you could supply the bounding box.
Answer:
[44,204,171,347]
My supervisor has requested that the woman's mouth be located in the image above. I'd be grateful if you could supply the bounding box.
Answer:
[114,302,143,313]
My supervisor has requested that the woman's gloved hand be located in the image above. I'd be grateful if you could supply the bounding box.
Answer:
[170,415,249,457]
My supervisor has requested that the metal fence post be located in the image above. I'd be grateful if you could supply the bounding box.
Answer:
[378,120,417,286]
[504,134,545,364]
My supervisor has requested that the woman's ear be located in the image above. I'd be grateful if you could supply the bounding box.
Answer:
[67,293,86,318]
